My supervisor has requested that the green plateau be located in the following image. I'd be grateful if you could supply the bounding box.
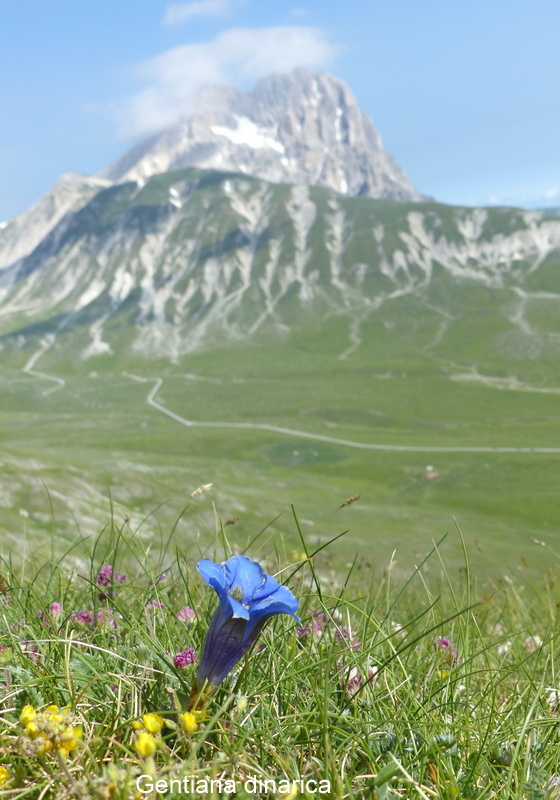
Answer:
[1,168,560,577]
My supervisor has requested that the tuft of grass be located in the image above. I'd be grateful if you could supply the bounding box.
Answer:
[1,511,560,798]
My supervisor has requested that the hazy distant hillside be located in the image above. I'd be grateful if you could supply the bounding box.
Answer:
[1,167,560,367]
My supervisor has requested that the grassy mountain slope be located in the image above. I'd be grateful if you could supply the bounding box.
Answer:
[1,169,560,575]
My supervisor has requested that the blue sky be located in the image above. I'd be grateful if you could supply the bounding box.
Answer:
[1,0,559,220]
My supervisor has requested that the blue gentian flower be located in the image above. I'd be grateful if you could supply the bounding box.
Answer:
[193,554,299,694]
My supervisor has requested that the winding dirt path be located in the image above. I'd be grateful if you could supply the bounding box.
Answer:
[125,373,560,454]
[23,334,66,395]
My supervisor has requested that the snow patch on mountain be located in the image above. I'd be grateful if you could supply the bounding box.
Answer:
[211,116,285,154]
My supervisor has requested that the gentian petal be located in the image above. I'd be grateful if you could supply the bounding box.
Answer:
[197,559,229,599]
[224,555,266,603]
[247,586,299,617]
[243,589,299,639]
[252,576,297,605]
[228,595,250,620]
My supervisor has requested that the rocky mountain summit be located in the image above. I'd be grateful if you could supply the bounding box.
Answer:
[101,68,425,202]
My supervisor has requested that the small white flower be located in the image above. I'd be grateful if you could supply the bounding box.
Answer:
[367,664,379,685]
[497,640,512,656]
[546,688,560,714]
[523,635,543,653]
[391,621,407,639]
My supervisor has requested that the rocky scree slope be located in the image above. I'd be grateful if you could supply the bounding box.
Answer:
[1,169,560,362]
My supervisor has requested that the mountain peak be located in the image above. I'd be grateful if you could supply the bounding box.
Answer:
[0,172,112,271]
[100,68,425,202]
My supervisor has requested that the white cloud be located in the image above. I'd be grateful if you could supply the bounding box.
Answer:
[162,0,235,26]
[543,188,559,199]
[113,26,337,139]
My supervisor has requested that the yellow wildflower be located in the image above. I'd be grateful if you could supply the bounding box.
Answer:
[142,713,164,734]
[0,766,9,787]
[19,704,81,757]
[180,711,199,734]
[20,705,36,726]
[37,739,54,755]
[59,726,83,755]
[45,705,64,724]
[135,731,157,757]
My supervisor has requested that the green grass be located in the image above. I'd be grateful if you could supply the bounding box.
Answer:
[2,515,560,798]
[1,291,560,578]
